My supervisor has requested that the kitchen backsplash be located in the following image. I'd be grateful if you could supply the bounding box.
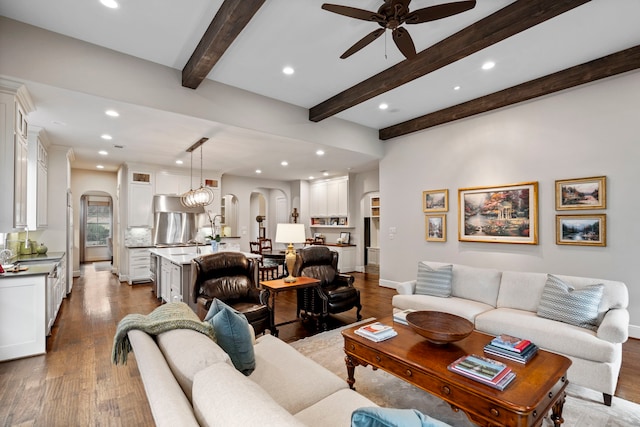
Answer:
[124,228,152,247]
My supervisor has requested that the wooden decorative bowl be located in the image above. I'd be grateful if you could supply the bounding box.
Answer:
[405,311,474,345]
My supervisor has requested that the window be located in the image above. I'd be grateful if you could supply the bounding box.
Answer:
[86,197,111,247]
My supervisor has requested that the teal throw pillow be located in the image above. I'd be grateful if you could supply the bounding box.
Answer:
[351,407,451,427]
[537,275,604,331]
[205,299,255,375]
[415,263,453,298]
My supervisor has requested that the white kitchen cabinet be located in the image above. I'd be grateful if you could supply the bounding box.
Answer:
[310,181,328,216]
[367,247,380,265]
[0,82,35,231]
[330,245,356,273]
[0,274,46,361]
[46,255,66,335]
[159,258,183,303]
[169,262,182,303]
[128,183,153,227]
[327,178,348,216]
[27,128,48,229]
[128,248,152,284]
[310,177,349,227]
[155,172,192,195]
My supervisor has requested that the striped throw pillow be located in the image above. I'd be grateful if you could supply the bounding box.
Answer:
[415,263,453,298]
[537,274,603,331]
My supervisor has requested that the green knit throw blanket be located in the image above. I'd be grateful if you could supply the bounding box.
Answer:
[112,302,215,365]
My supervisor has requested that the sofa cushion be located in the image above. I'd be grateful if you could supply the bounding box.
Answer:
[192,362,304,427]
[204,299,255,375]
[537,275,603,331]
[451,264,501,307]
[415,263,452,297]
[294,389,379,427]
[392,294,493,324]
[496,271,548,312]
[156,329,231,402]
[251,334,347,414]
[476,308,617,363]
[351,406,452,427]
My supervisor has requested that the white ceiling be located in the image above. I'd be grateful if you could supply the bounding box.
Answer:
[1,0,639,180]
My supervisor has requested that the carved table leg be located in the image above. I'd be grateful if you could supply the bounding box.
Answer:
[345,354,357,390]
[550,391,566,427]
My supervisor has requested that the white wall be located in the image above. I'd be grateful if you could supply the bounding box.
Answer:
[380,70,640,336]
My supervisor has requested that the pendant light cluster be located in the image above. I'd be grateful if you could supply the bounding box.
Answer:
[181,137,214,208]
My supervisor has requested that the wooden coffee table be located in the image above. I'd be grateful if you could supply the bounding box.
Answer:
[342,317,572,427]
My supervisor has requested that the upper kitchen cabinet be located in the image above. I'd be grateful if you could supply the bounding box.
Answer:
[0,80,35,230]
[27,127,49,229]
[118,164,154,228]
[310,177,349,228]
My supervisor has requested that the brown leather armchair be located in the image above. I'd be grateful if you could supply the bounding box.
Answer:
[191,252,270,335]
[293,246,362,329]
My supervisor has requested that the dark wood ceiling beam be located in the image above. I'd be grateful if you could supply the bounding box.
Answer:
[182,0,266,89]
[309,0,590,122]
[379,45,640,140]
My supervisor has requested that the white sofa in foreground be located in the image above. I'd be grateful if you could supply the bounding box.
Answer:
[127,328,378,427]
[392,261,629,406]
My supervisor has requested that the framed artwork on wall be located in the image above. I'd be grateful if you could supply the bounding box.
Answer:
[423,189,448,212]
[555,176,606,210]
[339,232,350,244]
[556,214,606,246]
[425,214,446,242]
[458,181,538,244]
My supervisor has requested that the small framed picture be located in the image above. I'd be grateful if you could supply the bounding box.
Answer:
[338,217,346,225]
[339,232,350,244]
[555,176,606,210]
[423,189,448,212]
[556,214,606,246]
[425,214,446,242]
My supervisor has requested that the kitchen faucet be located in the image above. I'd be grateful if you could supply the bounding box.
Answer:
[187,239,201,255]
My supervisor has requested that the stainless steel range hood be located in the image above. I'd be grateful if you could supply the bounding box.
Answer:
[152,195,204,246]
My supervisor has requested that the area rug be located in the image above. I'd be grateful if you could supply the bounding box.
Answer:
[290,321,640,427]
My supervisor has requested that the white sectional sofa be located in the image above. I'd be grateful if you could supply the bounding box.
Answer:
[127,328,379,427]
[392,261,629,406]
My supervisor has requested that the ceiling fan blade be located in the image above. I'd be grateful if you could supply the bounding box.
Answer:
[340,28,385,59]
[392,27,416,59]
[404,0,476,24]
[322,4,385,23]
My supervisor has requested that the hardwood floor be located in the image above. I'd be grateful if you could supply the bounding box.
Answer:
[1,263,638,426]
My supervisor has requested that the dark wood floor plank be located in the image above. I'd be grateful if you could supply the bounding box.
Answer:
[0,263,637,426]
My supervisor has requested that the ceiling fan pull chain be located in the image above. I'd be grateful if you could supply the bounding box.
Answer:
[385,29,388,60]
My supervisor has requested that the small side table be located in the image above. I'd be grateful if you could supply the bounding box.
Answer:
[260,276,321,337]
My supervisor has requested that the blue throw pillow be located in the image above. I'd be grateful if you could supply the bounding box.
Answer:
[204,299,255,375]
[351,407,451,427]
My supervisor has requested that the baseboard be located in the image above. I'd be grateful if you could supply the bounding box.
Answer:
[628,324,640,340]
[378,278,398,289]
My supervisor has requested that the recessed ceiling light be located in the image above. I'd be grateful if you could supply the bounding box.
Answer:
[378,103,389,110]
[175,160,183,165]
[96,165,105,169]
[98,150,108,156]
[281,161,288,166]
[482,61,495,70]
[453,86,461,91]
[100,0,119,9]
[316,150,325,156]
[308,176,314,180]
[323,172,329,177]
[101,134,112,140]
[105,109,119,117]
[282,66,294,75]
[255,169,262,174]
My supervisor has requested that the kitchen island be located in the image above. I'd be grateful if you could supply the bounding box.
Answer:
[0,252,66,361]
[149,246,259,313]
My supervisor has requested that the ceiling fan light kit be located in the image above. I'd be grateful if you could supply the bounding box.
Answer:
[322,0,477,60]
[180,137,214,208]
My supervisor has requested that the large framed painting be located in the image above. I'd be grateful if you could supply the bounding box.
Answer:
[423,189,448,212]
[458,181,538,244]
[425,214,446,242]
[555,176,606,210]
[556,214,606,246]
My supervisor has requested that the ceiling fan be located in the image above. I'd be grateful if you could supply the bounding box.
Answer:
[322,0,477,60]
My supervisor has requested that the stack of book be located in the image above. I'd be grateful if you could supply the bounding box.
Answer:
[392,308,416,325]
[484,334,538,364]
[354,322,398,342]
[448,354,516,391]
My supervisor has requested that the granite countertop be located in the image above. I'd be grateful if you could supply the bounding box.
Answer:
[149,247,260,265]
[16,252,65,263]
[0,262,56,278]
[0,252,65,279]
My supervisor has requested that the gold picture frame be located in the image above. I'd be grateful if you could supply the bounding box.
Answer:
[555,176,606,210]
[556,214,606,246]
[423,189,448,212]
[458,181,538,244]
[425,214,446,242]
